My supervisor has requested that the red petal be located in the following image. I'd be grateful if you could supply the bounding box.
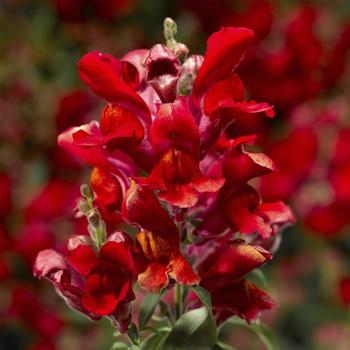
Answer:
[193,27,254,102]
[99,241,134,274]
[91,167,123,211]
[204,74,245,115]
[258,201,296,227]
[212,279,276,324]
[78,51,151,123]
[168,255,199,286]
[138,262,169,293]
[223,144,276,187]
[201,240,271,290]
[150,97,199,156]
[122,181,179,236]
[224,185,272,238]
[67,244,98,276]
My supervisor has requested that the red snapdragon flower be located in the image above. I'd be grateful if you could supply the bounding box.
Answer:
[197,239,275,323]
[122,182,199,293]
[34,233,135,331]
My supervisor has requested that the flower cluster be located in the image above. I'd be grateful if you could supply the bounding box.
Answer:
[34,18,294,342]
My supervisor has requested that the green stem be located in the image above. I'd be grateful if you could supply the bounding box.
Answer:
[175,284,183,319]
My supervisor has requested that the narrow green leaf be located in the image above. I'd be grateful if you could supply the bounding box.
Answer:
[110,341,128,350]
[246,269,268,288]
[141,331,170,350]
[192,285,212,309]
[212,341,238,350]
[138,293,161,330]
[163,306,217,350]
[225,317,277,350]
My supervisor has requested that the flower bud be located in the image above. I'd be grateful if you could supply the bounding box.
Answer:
[77,199,90,215]
[178,55,204,95]
[145,44,181,102]
[88,209,101,228]
[163,17,177,42]
[174,42,189,62]
[80,184,93,199]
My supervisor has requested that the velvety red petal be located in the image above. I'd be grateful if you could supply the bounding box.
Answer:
[150,97,199,156]
[212,279,276,324]
[258,201,296,227]
[91,167,123,211]
[122,181,179,236]
[138,262,169,293]
[223,145,276,186]
[67,244,98,276]
[58,122,138,175]
[78,51,151,123]
[99,241,134,274]
[201,240,271,290]
[168,255,199,286]
[193,27,254,102]
[224,185,272,238]
[204,74,245,115]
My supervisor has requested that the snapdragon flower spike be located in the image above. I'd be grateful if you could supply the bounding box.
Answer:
[122,182,199,292]
[35,20,294,334]
[33,233,135,332]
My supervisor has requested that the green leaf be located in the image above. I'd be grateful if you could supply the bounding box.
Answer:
[110,341,128,350]
[192,285,212,309]
[138,293,161,330]
[246,269,268,288]
[212,341,238,350]
[141,331,170,350]
[163,306,217,350]
[225,318,277,350]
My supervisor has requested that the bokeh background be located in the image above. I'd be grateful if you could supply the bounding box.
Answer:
[0,0,349,349]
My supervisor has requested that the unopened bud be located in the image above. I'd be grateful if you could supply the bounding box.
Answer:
[174,42,189,62]
[88,209,101,228]
[80,184,93,199]
[77,199,90,214]
[164,17,177,40]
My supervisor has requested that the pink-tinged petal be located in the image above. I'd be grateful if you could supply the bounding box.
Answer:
[33,249,68,279]
[168,255,199,286]
[121,49,149,89]
[193,27,254,102]
[224,185,272,239]
[212,279,276,324]
[145,44,181,102]
[122,181,179,236]
[150,97,200,156]
[178,55,204,94]
[58,122,137,175]
[99,241,134,273]
[138,262,169,293]
[78,51,151,123]
[201,240,271,290]
[67,244,98,276]
[258,201,296,227]
[204,74,245,115]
